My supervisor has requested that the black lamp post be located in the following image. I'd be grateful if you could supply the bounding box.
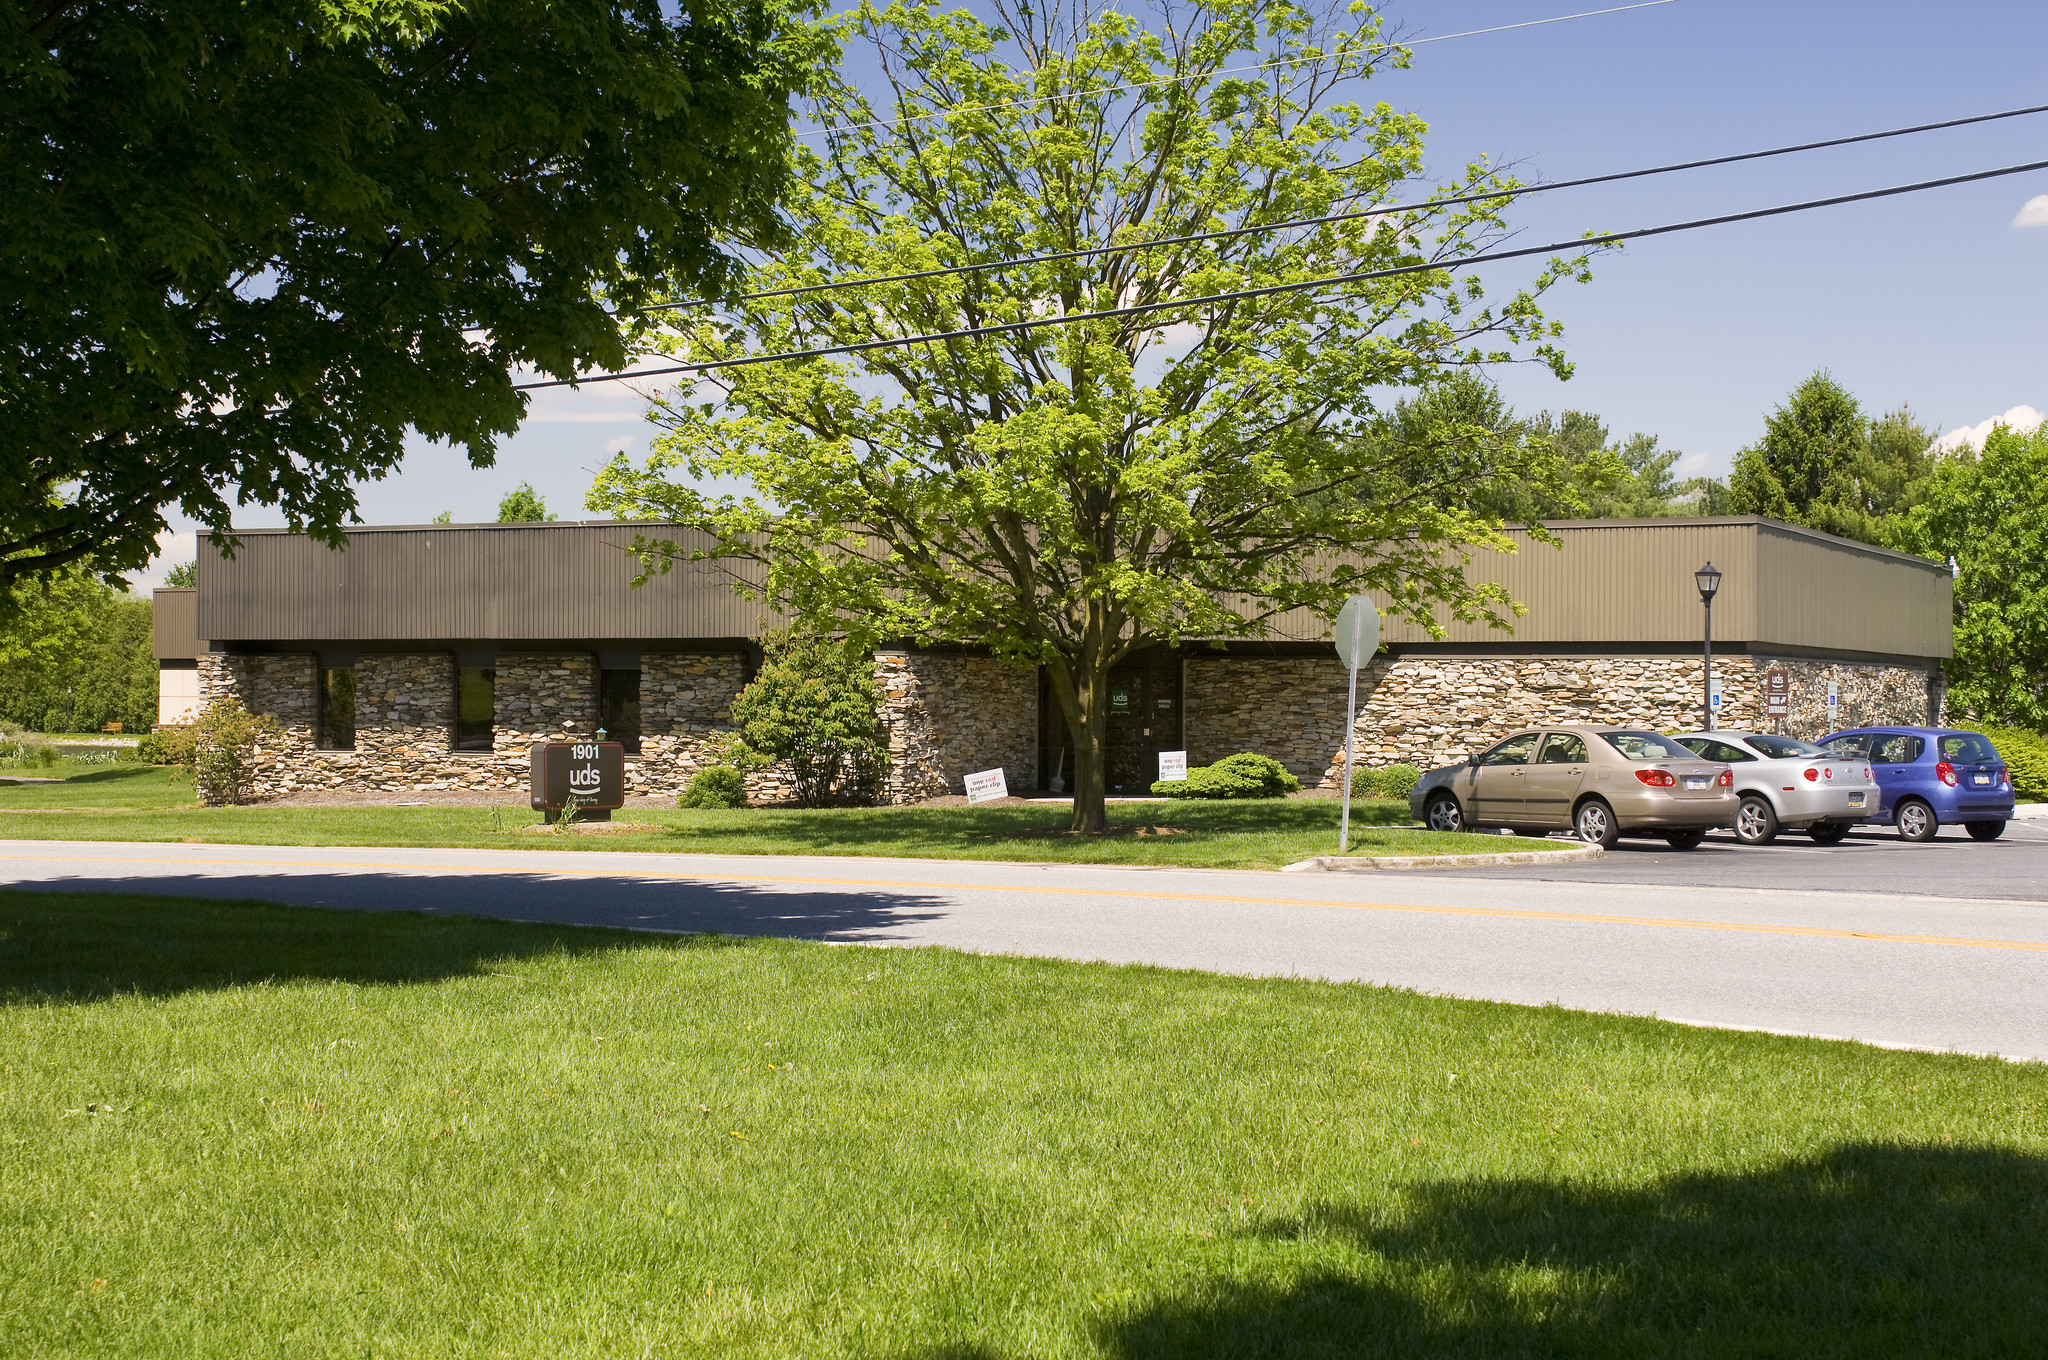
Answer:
[1695,561,1722,730]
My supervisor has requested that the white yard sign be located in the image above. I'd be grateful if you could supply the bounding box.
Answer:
[1157,750,1188,782]
[964,767,1010,804]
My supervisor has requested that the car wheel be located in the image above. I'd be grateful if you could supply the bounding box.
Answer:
[1663,828,1705,850]
[1807,822,1850,845]
[1425,794,1465,834]
[1965,819,2006,842]
[1895,798,1938,842]
[1574,798,1620,849]
[1733,795,1778,845]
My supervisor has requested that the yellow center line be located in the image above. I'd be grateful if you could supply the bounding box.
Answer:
[4,849,2047,954]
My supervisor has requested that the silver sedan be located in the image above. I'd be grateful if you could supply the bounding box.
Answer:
[1672,730,1879,845]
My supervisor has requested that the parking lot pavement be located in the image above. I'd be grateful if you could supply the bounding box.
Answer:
[1449,818,2048,902]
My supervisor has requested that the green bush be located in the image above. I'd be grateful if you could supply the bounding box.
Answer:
[190,698,281,805]
[136,725,196,766]
[1367,763,1422,799]
[730,633,890,807]
[1153,752,1300,799]
[1981,726,2048,803]
[678,765,748,809]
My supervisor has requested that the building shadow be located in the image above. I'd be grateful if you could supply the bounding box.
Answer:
[1102,1142,2048,1358]
[0,873,952,1004]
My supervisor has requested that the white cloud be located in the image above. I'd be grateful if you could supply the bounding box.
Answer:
[126,530,197,592]
[2014,195,2048,228]
[1934,404,2045,454]
[1673,450,1713,478]
[603,435,638,454]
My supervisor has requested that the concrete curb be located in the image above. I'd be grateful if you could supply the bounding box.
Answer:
[2015,803,2048,822]
[1281,843,1606,872]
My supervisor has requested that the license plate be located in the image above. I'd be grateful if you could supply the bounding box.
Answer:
[1973,774,1990,785]
[1847,792,1865,807]
[1682,776,1709,790]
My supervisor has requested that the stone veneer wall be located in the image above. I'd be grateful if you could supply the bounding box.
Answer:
[1185,652,1939,789]
[195,654,316,802]
[876,652,1038,800]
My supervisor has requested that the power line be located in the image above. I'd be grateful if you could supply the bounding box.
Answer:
[518,155,2048,392]
[798,2,1680,140]
[620,99,2048,318]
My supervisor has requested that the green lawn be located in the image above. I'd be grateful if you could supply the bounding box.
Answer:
[2,890,2042,1357]
[0,766,1555,868]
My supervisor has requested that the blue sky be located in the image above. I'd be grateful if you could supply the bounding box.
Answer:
[147,0,2048,575]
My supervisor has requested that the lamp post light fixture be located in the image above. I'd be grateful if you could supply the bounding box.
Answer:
[1695,560,1722,730]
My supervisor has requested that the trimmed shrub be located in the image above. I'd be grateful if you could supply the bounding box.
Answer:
[1982,726,2048,803]
[1367,763,1422,799]
[1153,751,1300,799]
[678,765,748,809]
[729,633,891,807]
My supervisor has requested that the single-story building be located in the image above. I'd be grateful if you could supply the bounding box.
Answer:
[152,516,1953,803]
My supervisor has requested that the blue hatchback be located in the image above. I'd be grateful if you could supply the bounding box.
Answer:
[1817,726,2015,841]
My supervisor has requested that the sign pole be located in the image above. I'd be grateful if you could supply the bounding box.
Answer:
[1339,614,1362,853]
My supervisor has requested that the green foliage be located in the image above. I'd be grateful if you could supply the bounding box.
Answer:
[0,568,158,733]
[136,725,197,767]
[1978,727,2048,803]
[1154,752,1301,800]
[160,561,197,588]
[190,698,282,806]
[678,764,749,809]
[1895,423,2048,730]
[591,0,1599,831]
[1367,763,1423,798]
[729,635,889,807]
[495,484,556,524]
[431,512,454,525]
[1727,374,1933,545]
[1,0,829,601]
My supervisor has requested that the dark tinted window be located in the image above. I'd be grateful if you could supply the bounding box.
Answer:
[318,667,355,750]
[455,667,494,752]
[1747,734,1824,759]
[1679,737,1754,763]
[1478,734,1540,766]
[1599,731,1691,761]
[599,669,642,755]
[1537,733,1589,764]
[1940,733,1999,763]
[1872,734,1925,764]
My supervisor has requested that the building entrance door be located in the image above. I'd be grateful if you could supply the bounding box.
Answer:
[1103,649,1183,794]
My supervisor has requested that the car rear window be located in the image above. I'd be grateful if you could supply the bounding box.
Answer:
[1677,737,1754,763]
[1823,735,1870,758]
[1599,731,1692,761]
[1940,733,2000,763]
[1747,735,1825,759]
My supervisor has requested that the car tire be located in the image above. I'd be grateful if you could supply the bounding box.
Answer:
[1733,794,1779,846]
[1574,798,1620,849]
[1425,794,1466,834]
[1807,822,1850,845]
[1895,798,1938,842]
[1662,828,1705,850]
[1965,820,2006,841]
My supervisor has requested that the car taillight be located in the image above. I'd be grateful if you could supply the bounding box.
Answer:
[1822,767,1834,779]
[1864,768,1874,780]
[1936,760,1958,787]
[1717,768,1733,787]
[1999,766,2011,787]
[1802,768,1819,782]
[1634,769,1676,787]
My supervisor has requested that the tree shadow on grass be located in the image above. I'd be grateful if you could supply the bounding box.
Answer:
[1106,1142,2048,1359]
[0,873,952,1003]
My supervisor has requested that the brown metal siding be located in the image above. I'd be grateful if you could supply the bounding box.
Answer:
[198,524,783,642]
[151,588,202,659]
[1752,523,1952,658]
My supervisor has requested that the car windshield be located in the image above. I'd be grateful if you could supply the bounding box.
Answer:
[1940,733,2000,763]
[1599,730,1693,761]
[1746,735,1825,759]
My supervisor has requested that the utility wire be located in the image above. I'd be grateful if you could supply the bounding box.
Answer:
[517,155,2048,392]
[798,2,1679,139]
[620,99,2048,318]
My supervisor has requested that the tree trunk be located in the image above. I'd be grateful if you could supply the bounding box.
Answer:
[1047,651,1114,834]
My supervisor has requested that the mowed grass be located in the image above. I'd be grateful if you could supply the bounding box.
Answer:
[0,767,1551,868]
[3,892,2045,1358]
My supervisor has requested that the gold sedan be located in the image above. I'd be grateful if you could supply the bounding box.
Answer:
[1408,725,1738,849]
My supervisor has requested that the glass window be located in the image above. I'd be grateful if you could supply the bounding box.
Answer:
[1598,730,1693,761]
[599,668,642,755]
[1871,734,1925,764]
[1747,734,1825,759]
[1478,733,1540,766]
[1823,734,1870,758]
[1939,733,1999,763]
[1677,738,1755,763]
[1536,733,1589,764]
[318,667,355,750]
[455,667,494,752]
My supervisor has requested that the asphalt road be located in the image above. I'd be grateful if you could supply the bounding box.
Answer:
[4,836,2046,1064]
